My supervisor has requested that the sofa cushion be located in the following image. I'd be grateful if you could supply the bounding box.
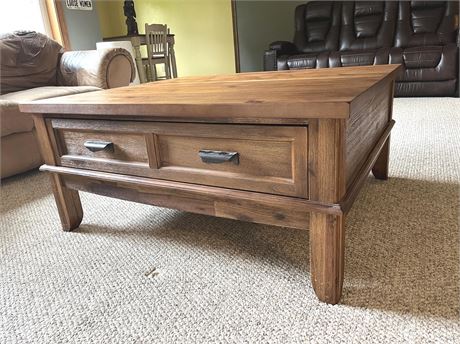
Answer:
[389,44,458,82]
[329,48,390,67]
[402,46,443,69]
[340,1,397,51]
[294,1,341,53]
[287,54,317,69]
[0,86,100,137]
[395,80,457,97]
[285,52,329,70]
[395,1,459,48]
[0,31,63,95]
[0,100,35,138]
[1,130,43,178]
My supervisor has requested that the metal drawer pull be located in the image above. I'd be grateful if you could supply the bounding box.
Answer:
[199,150,239,165]
[84,140,114,152]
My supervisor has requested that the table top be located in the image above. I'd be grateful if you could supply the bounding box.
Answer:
[20,65,400,121]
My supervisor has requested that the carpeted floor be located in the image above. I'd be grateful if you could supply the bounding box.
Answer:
[1,98,459,343]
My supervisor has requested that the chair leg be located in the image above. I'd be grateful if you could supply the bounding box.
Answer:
[148,64,152,81]
[143,64,148,82]
[170,50,178,78]
[165,60,171,79]
[151,64,157,81]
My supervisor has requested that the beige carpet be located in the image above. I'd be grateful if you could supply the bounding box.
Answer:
[1,98,459,343]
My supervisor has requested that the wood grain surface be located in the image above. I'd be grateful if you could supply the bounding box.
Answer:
[19,65,400,120]
[346,79,392,186]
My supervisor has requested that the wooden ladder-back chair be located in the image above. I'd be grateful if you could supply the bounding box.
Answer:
[145,23,171,81]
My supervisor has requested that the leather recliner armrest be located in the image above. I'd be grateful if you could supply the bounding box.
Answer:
[57,48,135,89]
[268,41,297,54]
[264,41,297,71]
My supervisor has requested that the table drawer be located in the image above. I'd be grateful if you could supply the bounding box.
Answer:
[50,119,154,177]
[152,123,308,197]
[49,119,308,197]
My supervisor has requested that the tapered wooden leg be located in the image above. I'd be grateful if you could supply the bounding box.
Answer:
[49,174,83,231]
[372,136,390,180]
[310,212,345,304]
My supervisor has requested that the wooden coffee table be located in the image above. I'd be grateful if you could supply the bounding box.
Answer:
[20,65,400,304]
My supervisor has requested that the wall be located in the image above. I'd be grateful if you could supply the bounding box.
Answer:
[234,0,304,72]
[96,0,235,77]
[61,0,102,50]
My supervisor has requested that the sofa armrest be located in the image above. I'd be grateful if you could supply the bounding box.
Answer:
[269,41,297,54]
[263,50,278,71]
[457,27,459,46]
[264,41,298,71]
[57,48,135,89]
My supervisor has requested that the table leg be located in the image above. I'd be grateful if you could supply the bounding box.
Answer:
[33,114,83,231]
[307,119,346,304]
[50,174,83,231]
[170,47,178,78]
[372,135,390,180]
[131,37,147,83]
[310,212,345,305]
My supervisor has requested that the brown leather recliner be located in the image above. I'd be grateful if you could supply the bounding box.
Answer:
[0,31,135,178]
[264,1,459,97]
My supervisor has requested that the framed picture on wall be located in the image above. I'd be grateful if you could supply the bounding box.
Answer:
[65,0,93,11]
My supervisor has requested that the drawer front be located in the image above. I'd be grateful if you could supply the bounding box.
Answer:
[49,119,308,197]
[50,119,155,177]
[152,124,308,197]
